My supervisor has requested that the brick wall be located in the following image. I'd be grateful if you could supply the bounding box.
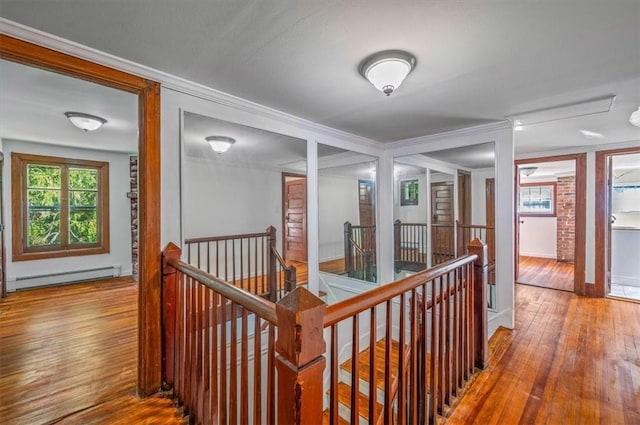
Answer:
[556,175,575,262]
[129,156,138,277]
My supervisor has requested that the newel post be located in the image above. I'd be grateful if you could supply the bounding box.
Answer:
[161,242,182,387]
[468,238,488,370]
[344,221,353,277]
[275,287,326,425]
[394,220,401,261]
[267,226,278,302]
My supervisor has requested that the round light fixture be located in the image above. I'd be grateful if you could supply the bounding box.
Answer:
[520,166,538,177]
[630,107,640,127]
[206,136,236,154]
[64,112,107,132]
[359,50,416,96]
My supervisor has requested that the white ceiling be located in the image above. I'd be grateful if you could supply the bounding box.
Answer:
[1,1,639,153]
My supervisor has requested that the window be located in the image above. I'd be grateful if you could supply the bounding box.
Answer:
[519,182,556,216]
[12,153,109,261]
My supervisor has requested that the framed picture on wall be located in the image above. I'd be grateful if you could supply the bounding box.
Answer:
[400,179,419,206]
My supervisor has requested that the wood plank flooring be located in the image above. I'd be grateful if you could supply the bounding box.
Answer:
[518,256,574,292]
[0,277,183,425]
[447,283,640,425]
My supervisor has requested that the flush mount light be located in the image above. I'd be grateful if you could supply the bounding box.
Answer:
[64,112,107,132]
[206,136,235,154]
[520,166,538,177]
[630,107,640,127]
[359,50,416,96]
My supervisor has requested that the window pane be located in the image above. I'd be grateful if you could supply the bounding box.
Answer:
[28,189,60,207]
[69,210,98,244]
[69,168,98,190]
[70,190,97,207]
[27,165,61,188]
[28,210,60,247]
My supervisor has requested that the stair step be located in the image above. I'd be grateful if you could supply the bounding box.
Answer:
[340,339,402,393]
[322,409,350,425]
[337,381,383,423]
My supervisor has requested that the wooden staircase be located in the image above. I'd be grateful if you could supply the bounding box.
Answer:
[323,339,402,425]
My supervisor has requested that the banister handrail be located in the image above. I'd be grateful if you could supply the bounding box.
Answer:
[324,254,477,327]
[184,230,270,244]
[167,257,278,324]
[457,222,495,230]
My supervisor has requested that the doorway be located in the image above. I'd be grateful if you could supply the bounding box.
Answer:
[596,147,640,301]
[431,177,455,265]
[282,173,307,263]
[0,35,161,394]
[515,154,586,294]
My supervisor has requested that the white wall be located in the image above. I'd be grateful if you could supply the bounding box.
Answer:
[182,159,282,239]
[394,174,427,223]
[471,168,495,225]
[519,217,557,258]
[318,174,359,261]
[2,140,133,290]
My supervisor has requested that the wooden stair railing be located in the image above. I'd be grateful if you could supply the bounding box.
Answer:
[394,220,428,272]
[323,239,488,424]
[344,221,376,282]
[184,226,296,301]
[456,221,495,286]
[161,238,488,425]
[162,243,325,425]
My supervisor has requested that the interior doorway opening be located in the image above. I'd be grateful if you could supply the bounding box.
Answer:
[596,148,640,301]
[515,155,586,294]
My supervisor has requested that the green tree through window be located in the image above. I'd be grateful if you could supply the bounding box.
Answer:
[12,153,109,261]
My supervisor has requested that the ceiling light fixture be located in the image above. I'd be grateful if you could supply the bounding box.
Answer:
[359,50,416,96]
[630,107,640,127]
[206,136,235,154]
[520,166,538,177]
[64,112,107,132]
[508,95,616,127]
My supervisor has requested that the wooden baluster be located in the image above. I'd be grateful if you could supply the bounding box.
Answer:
[176,270,184,400]
[369,306,378,424]
[219,295,227,424]
[268,226,277,302]
[430,278,437,421]
[275,288,326,425]
[253,316,262,425]
[161,243,181,388]
[230,303,238,425]
[394,219,401,264]
[444,272,451,404]
[241,307,249,425]
[384,301,393,424]
[410,289,418,425]
[266,324,275,425]
[351,317,360,425]
[398,293,407,425]
[203,288,211,423]
[468,238,488,370]
[330,325,339,425]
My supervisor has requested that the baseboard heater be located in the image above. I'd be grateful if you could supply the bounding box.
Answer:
[14,265,121,290]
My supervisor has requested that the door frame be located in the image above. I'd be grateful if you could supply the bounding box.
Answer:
[595,146,640,298]
[514,153,586,295]
[0,35,162,395]
[0,153,5,299]
[281,172,307,262]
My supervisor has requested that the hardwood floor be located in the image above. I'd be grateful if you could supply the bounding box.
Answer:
[518,256,574,292]
[0,277,183,425]
[447,284,640,425]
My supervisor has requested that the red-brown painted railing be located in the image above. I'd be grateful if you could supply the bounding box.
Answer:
[162,243,324,425]
[344,222,376,281]
[456,221,495,285]
[323,239,487,424]
[161,239,488,425]
[394,220,428,267]
[184,226,296,301]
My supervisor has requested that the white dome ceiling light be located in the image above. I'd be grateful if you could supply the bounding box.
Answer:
[206,136,236,154]
[630,107,640,127]
[359,50,417,96]
[64,112,107,132]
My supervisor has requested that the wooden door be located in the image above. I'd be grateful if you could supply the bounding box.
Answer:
[606,156,613,296]
[485,178,496,282]
[431,182,454,264]
[458,171,472,224]
[358,179,375,226]
[283,175,307,262]
[0,154,5,298]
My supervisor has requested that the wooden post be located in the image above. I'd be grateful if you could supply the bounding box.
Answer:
[161,242,182,387]
[285,264,297,293]
[394,219,401,265]
[267,226,278,302]
[468,238,488,369]
[344,221,353,277]
[275,287,326,425]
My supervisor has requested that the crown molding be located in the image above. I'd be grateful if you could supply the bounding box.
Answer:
[515,138,640,160]
[385,121,512,152]
[0,18,382,150]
